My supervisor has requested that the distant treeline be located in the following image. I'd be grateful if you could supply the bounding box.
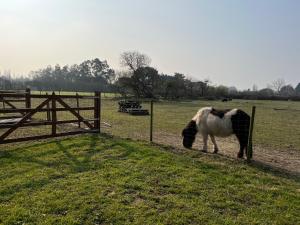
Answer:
[3,58,115,92]
[1,53,299,101]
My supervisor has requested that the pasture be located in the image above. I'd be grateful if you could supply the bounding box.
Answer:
[1,93,300,224]
[0,134,299,224]
[1,92,300,172]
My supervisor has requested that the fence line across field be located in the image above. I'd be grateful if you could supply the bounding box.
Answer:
[0,89,256,161]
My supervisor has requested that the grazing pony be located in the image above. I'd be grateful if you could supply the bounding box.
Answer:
[181,107,250,158]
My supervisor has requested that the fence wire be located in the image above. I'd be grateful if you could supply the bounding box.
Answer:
[101,98,300,172]
[101,98,150,140]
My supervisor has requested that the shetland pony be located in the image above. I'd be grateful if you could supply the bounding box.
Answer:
[182,107,250,158]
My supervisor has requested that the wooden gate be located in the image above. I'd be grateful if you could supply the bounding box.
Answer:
[0,88,31,117]
[0,91,101,144]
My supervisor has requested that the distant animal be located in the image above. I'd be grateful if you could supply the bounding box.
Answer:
[181,107,250,158]
[222,98,232,102]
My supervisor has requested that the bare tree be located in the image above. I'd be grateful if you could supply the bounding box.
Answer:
[120,51,151,72]
[296,83,300,95]
[269,78,286,93]
[252,84,258,92]
[228,86,238,94]
[279,85,295,97]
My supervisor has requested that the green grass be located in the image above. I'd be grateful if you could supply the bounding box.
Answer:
[0,134,299,224]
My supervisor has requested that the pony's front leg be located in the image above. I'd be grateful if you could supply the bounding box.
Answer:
[202,133,208,152]
[209,135,219,153]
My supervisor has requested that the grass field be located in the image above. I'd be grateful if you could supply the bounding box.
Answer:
[0,134,299,225]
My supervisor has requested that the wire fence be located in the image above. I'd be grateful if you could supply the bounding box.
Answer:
[101,99,254,152]
[101,97,300,173]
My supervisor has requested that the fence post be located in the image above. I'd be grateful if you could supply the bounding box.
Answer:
[1,96,5,109]
[46,93,51,121]
[150,100,153,142]
[51,92,57,135]
[25,88,31,109]
[94,91,101,133]
[76,93,81,128]
[247,106,256,162]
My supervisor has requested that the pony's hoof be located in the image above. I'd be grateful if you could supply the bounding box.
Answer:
[213,149,219,154]
[237,152,244,158]
[201,149,208,153]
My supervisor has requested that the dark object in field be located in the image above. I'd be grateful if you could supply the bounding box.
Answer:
[118,100,149,115]
[222,98,232,102]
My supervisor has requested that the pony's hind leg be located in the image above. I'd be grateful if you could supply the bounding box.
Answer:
[209,135,219,153]
[237,142,246,158]
[236,135,248,158]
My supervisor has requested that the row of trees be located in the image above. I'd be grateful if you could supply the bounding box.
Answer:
[116,51,300,99]
[0,59,115,92]
[1,51,299,100]
[29,58,115,92]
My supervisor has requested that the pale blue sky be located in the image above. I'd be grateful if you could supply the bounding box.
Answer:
[0,0,299,89]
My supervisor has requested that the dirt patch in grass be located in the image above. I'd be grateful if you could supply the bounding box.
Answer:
[152,131,300,176]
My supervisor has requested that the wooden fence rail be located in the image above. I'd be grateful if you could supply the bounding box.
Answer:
[0,90,101,144]
[0,88,30,116]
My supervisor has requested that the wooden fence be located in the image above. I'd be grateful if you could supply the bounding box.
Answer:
[0,88,31,117]
[0,91,101,144]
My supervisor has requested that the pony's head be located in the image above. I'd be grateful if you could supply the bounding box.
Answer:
[181,120,198,148]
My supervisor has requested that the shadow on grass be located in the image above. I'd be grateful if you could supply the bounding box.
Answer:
[150,141,300,182]
[0,134,109,200]
[0,133,144,201]
[248,159,300,182]
[1,133,299,202]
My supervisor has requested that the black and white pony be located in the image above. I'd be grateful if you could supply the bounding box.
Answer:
[182,107,250,158]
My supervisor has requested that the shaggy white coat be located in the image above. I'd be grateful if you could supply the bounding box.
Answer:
[192,107,238,152]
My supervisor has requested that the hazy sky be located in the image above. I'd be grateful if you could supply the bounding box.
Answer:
[0,0,299,89]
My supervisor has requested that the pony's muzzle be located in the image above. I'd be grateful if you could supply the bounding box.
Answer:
[183,137,193,149]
